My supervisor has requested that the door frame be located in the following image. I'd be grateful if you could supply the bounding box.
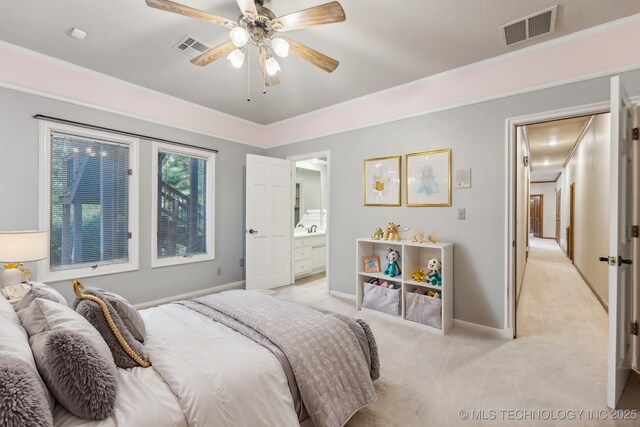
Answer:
[556,189,562,243]
[529,194,544,238]
[569,183,576,261]
[507,95,640,338]
[287,150,331,294]
[506,100,611,339]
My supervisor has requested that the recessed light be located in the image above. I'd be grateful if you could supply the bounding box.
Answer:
[70,27,87,40]
[547,139,558,146]
[543,159,550,166]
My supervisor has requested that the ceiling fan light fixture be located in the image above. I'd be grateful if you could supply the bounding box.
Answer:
[230,26,251,48]
[265,56,281,76]
[227,48,246,68]
[271,38,289,58]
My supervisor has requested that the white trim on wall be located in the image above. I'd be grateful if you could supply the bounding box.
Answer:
[150,142,216,269]
[37,120,140,282]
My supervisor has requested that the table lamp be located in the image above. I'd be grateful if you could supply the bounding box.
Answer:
[0,230,48,298]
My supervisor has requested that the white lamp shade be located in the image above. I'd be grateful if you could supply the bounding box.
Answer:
[227,49,246,68]
[229,27,250,48]
[0,230,48,262]
[265,57,281,76]
[271,38,289,58]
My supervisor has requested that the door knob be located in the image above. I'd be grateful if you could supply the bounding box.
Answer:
[598,256,609,263]
[619,257,633,266]
[248,229,258,234]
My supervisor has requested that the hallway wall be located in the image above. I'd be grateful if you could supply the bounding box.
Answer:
[530,182,557,239]
[557,113,611,306]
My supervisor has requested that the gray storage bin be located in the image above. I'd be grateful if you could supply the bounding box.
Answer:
[405,292,442,329]
[362,282,400,316]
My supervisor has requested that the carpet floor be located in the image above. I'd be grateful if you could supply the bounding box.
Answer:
[272,238,640,426]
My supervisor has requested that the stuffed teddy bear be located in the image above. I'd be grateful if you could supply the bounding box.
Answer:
[371,227,384,240]
[384,222,401,241]
[384,248,401,277]
[426,258,442,286]
[412,269,426,282]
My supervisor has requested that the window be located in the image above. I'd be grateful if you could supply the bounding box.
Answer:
[39,122,139,281]
[151,143,215,267]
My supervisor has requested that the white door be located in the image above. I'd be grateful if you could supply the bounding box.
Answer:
[607,76,635,409]
[246,154,292,290]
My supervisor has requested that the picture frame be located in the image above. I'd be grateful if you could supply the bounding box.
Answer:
[363,156,401,206]
[406,149,452,207]
[363,256,381,273]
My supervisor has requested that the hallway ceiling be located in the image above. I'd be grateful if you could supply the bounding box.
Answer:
[1,1,639,124]
[526,116,591,182]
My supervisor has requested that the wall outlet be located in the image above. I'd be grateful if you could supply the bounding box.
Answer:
[239,258,245,267]
[457,208,466,220]
[217,267,222,276]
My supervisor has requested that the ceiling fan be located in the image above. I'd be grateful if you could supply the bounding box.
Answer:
[146,0,346,87]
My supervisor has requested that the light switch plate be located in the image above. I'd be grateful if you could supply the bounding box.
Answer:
[457,208,466,220]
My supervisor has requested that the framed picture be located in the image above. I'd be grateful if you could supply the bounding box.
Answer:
[363,156,401,206]
[406,149,451,207]
[363,256,380,273]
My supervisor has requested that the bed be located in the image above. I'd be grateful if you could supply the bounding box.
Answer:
[1,286,378,427]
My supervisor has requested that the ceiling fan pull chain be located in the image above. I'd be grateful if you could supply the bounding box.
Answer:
[263,76,266,95]
[247,46,251,102]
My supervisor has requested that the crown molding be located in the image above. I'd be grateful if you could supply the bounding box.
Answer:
[0,40,266,148]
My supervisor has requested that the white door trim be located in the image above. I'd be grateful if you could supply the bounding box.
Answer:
[287,150,331,295]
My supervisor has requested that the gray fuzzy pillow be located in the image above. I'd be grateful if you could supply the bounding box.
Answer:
[80,288,145,343]
[45,330,118,420]
[74,290,149,369]
[0,355,53,427]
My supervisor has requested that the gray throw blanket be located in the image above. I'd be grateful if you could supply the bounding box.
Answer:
[178,290,377,427]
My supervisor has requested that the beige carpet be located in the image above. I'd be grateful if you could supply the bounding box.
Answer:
[273,238,640,426]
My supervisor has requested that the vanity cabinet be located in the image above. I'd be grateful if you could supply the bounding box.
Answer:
[294,234,326,278]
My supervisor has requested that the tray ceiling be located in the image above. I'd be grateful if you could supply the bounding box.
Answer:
[0,0,639,124]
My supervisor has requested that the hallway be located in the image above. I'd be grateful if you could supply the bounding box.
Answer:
[518,237,640,411]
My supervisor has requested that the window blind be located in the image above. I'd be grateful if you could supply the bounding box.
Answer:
[50,131,130,270]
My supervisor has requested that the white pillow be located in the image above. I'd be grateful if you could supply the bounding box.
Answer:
[0,296,54,411]
[14,282,68,313]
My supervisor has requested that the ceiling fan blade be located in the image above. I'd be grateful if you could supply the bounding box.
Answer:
[236,0,257,17]
[256,47,280,86]
[272,1,345,32]
[146,0,234,28]
[282,37,339,73]
[191,41,236,66]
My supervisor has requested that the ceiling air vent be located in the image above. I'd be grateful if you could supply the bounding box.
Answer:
[500,5,557,46]
[173,35,211,58]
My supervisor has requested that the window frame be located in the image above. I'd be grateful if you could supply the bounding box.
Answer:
[151,142,215,268]
[38,121,140,281]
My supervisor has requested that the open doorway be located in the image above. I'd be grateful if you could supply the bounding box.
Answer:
[508,84,640,409]
[288,152,330,293]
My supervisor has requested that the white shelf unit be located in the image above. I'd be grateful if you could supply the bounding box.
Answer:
[356,238,454,335]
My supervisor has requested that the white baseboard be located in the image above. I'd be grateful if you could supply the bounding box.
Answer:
[453,319,514,339]
[134,280,245,310]
[329,290,356,301]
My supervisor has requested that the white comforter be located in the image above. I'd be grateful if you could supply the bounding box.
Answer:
[54,303,300,427]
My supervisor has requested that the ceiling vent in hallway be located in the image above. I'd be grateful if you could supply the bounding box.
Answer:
[500,5,558,46]
[173,35,211,58]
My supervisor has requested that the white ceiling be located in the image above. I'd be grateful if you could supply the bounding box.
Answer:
[526,115,591,182]
[1,1,639,124]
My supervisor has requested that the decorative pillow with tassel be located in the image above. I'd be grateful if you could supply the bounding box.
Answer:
[72,280,150,369]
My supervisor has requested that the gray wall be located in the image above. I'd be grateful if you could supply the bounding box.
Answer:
[267,69,640,329]
[0,86,264,303]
